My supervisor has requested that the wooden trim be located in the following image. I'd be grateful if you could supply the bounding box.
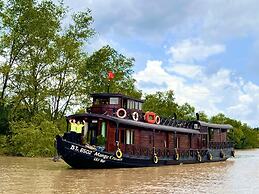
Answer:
[174,131,177,148]
[153,129,155,154]
[115,122,119,147]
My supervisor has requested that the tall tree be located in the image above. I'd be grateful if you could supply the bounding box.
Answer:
[0,0,66,121]
[143,90,178,118]
[49,10,95,120]
[80,45,142,100]
[198,111,209,122]
[0,0,64,104]
[177,103,196,120]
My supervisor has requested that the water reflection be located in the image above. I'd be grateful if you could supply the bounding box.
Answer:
[0,149,259,194]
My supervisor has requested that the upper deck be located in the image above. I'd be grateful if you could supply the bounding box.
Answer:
[90,93,144,115]
[88,93,232,129]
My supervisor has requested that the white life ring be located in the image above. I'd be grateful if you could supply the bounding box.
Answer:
[155,115,160,124]
[116,108,127,119]
[132,112,139,121]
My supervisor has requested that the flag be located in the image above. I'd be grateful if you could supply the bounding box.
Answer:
[108,71,115,80]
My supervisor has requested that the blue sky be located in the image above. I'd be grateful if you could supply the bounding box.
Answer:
[61,0,259,127]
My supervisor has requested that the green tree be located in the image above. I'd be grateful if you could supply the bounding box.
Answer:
[210,113,229,124]
[0,0,143,156]
[8,117,59,156]
[0,0,64,104]
[143,90,178,118]
[198,111,209,122]
[80,45,142,100]
[0,0,96,121]
[143,90,197,120]
[177,103,196,120]
[49,10,95,120]
[0,0,95,156]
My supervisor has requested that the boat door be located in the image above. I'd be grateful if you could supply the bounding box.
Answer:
[88,120,98,145]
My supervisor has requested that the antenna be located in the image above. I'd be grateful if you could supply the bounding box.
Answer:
[196,113,200,120]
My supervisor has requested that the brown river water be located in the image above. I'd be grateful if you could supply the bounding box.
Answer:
[0,149,259,194]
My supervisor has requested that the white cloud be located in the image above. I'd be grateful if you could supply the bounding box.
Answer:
[134,60,259,127]
[87,36,119,53]
[191,0,259,39]
[168,39,225,63]
[133,60,185,88]
[64,0,259,42]
[168,64,203,79]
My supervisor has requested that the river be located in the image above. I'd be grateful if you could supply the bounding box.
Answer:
[0,149,259,194]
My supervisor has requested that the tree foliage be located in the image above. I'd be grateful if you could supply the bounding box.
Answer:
[80,45,142,99]
[143,90,196,120]
[8,118,59,157]
[0,0,142,156]
[0,0,258,157]
[143,90,178,118]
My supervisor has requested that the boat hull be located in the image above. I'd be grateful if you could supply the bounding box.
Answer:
[56,135,233,169]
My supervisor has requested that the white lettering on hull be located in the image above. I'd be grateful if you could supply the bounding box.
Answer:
[69,144,122,163]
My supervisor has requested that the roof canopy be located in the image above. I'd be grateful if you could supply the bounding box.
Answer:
[67,113,200,134]
[199,121,232,129]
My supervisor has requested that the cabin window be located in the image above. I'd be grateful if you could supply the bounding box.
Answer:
[130,100,134,109]
[139,103,142,110]
[209,128,214,141]
[126,130,131,144]
[120,129,134,144]
[126,130,134,144]
[134,101,138,109]
[101,122,106,138]
[122,99,127,109]
[94,98,109,105]
[127,100,130,109]
[128,100,131,109]
[93,98,100,105]
[110,97,119,105]
[127,100,134,109]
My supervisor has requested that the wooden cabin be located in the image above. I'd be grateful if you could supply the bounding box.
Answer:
[67,93,232,159]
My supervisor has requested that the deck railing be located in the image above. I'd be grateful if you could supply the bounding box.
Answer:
[209,141,233,149]
[124,144,212,158]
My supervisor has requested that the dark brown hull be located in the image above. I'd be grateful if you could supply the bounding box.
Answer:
[56,135,233,169]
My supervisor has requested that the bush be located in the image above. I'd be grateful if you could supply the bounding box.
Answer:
[0,135,8,154]
[0,103,10,135]
[8,119,60,157]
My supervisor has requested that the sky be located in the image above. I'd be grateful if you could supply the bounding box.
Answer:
[60,0,259,127]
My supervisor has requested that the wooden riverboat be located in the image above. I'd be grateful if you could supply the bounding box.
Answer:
[55,93,235,168]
